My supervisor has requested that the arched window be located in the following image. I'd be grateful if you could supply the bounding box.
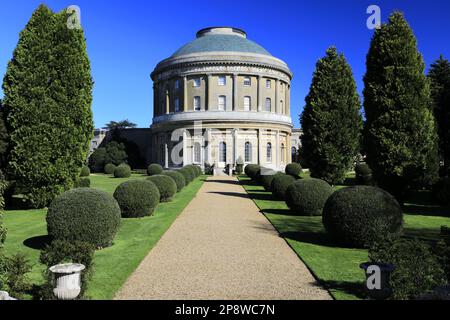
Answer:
[245,142,252,163]
[194,142,201,164]
[244,96,251,111]
[292,147,298,162]
[265,98,271,112]
[219,142,227,162]
[281,143,285,163]
[267,142,272,163]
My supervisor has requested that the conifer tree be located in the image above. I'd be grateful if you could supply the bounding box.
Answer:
[428,55,450,175]
[301,47,362,185]
[2,5,93,208]
[363,12,438,200]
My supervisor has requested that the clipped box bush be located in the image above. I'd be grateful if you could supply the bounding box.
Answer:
[194,165,202,176]
[271,173,296,200]
[246,164,261,180]
[80,165,90,177]
[285,178,333,216]
[261,170,280,191]
[74,177,90,188]
[355,163,373,185]
[104,163,116,174]
[162,170,186,192]
[323,186,403,248]
[179,167,194,184]
[187,165,200,177]
[46,188,121,247]
[114,164,131,178]
[147,163,163,176]
[113,180,160,218]
[285,163,302,177]
[147,175,177,202]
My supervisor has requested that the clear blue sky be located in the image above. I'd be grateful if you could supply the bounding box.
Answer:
[1,0,449,129]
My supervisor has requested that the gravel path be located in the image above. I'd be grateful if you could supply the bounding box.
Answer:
[114,176,331,300]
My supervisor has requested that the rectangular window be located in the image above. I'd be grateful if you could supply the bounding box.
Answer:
[175,79,180,90]
[218,76,226,86]
[265,98,271,112]
[266,79,271,89]
[174,98,180,112]
[194,96,201,111]
[243,76,251,87]
[218,95,226,111]
[193,78,201,87]
[244,96,251,111]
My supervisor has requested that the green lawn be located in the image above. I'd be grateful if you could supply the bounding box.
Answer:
[3,173,205,300]
[239,175,450,300]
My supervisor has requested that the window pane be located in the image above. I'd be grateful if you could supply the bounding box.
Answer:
[244,96,251,111]
[266,80,271,89]
[265,98,271,112]
[267,143,272,162]
[175,98,180,112]
[194,96,201,111]
[218,76,226,86]
[244,77,251,86]
[175,80,180,89]
[245,142,252,162]
[219,142,226,162]
[218,96,226,110]
[193,78,200,87]
[194,143,201,163]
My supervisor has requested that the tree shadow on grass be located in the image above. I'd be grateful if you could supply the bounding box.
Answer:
[23,235,51,250]
[320,280,366,299]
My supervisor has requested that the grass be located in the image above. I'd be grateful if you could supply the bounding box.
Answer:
[2,173,205,300]
[238,175,450,300]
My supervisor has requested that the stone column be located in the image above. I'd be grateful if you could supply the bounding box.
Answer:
[233,73,238,111]
[287,132,292,163]
[258,129,263,165]
[276,130,280,168]
[275,79,279,114]
[182,129,188,166]
[207,74,212,111]
[153,84,157,117]
[183,76,188,112]
[257,75,263,112]
[165,90,170,114]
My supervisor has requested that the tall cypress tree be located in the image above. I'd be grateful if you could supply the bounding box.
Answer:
[428,55,450,175]
[301,47,362,185]
[2,5,93,208]
[363,12,438,200]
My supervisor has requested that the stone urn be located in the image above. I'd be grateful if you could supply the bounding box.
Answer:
[0,291,17,300]
[49,263,85,300]
[360,262,395,300]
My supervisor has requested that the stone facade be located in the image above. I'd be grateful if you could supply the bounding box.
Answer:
[150,27,294,172]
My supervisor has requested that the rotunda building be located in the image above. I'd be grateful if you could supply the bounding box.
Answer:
[150,27,293,172]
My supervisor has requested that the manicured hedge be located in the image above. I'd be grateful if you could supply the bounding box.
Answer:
[179,167,194,184]
[147,163,163,176]
[80,165,90,177]
[271,174,296,200]
[114,164,131,178]
[285,178,333,216]
[113,180,160,218]
[260,170,280,191]
[355,163,373,185]
[285,163,302,177]
[147,175,177,202]
[104,163,116,174]
[162,170,186,192]
[323,186,403,248]
[246,164,261,180]
[46,188,121,247]
[74,177,90,188]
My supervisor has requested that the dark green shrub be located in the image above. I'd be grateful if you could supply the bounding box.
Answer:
[146,175,177,202]
[433,178,450,206]
[246,164,261,180]
[186,165,198,178]
[39,240,94,300]
[46,188,121,247]
[179,167,194,184]
[369,237,446,299]
[194,165,202,176]
[104,163,116,174]
[114,164,131,178]
[0,253,31,299]
[271,174,296,200]
[113,180,160,217]
[147,163,163,176]
[355,163,373,185]
[323,186,403,248]
[285,178,333,216]
[162,170,186,192]
[261,171,281,191]
[74,177,90,188]
[285,163,302,177]
[80,165,90,177]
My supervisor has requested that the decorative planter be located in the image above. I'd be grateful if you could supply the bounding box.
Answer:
[49,263,85,300]
[0,291,17,300]
[360,262,395,300]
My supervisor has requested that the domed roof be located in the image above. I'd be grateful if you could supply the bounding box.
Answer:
[171,27,272,57]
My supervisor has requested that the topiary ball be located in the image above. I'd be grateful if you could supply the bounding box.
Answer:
[260,171,281,191]
[193,165,202,176]
[46,188,121,247]
[80,165,90,177]
[178,168,193,184]
[246,164,261,180]
[147,175,177,202]
[162,170,186,192]
[113,180,160,218]
[147,163,163,176]
[104,163,116,174]
[285,178,333,216]
[271,174,296,200]
[355,163,373,186]
[186,165,198,178]
[74,177,91,188]
[285,163,302,177]
[322,186,403,248]
[114,165,131,178]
